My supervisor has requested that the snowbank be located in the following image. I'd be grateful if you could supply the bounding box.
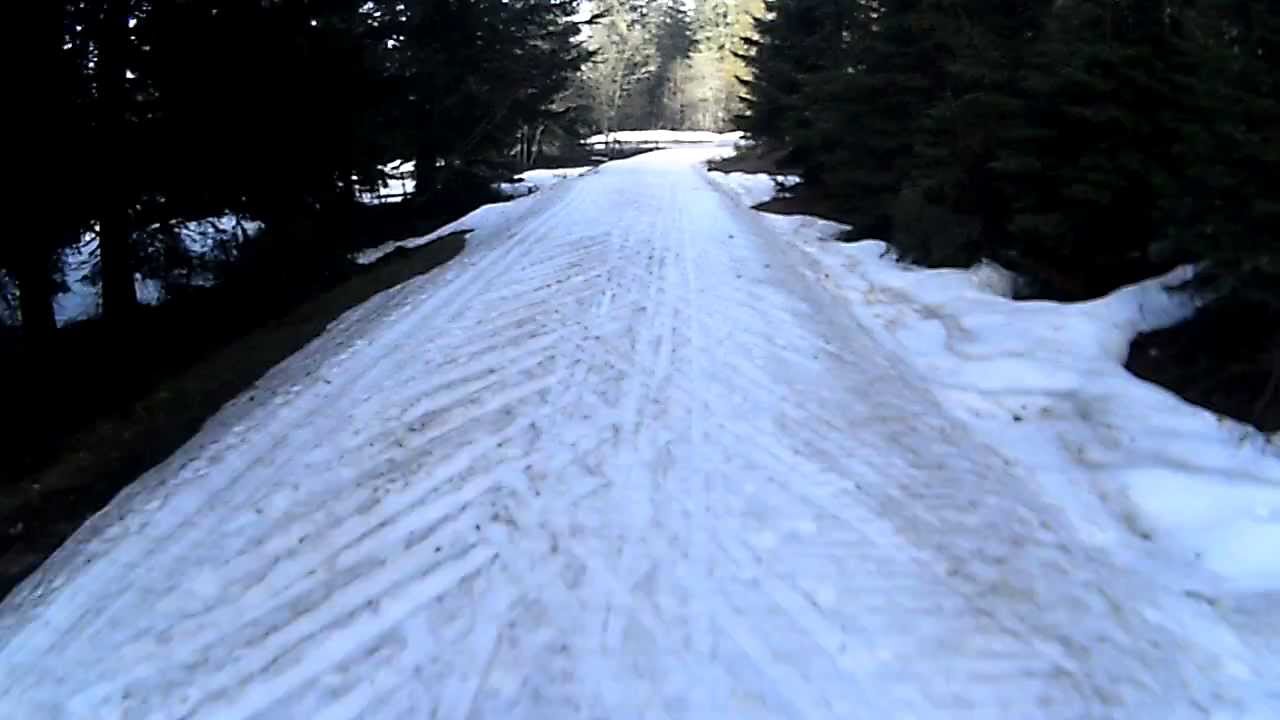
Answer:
[707,171,803,208]
[360,162,593,205]
[781,220,1280,594]
[355,166,596,265]
[496,166,594,199]
[354,191,536,266]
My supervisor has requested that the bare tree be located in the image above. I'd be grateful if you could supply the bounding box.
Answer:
[579,0,660,133]
[573,0,762,133]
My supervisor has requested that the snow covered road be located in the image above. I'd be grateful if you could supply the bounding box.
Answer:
[1,148,1274,718]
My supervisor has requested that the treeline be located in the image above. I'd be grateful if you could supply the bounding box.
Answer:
[744,0,1279,418]
[8,0,587,336]
[578,0,764,133]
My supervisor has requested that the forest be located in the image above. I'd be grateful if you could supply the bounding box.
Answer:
[743,0,1279,428]
[2,1,764,495]
[12,0,590,335]
[6,0,1277,475]
[7,1,759,335]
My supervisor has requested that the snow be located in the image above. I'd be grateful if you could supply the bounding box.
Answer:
[169,215,264,258]
[584,129,744,147]
[1,148,1276,718]
[358,160,416,205]
[789,231,1280,595]
[355,166,598,265]
[353,193,533,265]
[43,215,264,327]
[708,170,803,208]
[360,162,594,205]
[496,167,594,199]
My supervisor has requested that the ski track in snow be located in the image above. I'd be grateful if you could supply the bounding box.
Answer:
[0,148,1272,718]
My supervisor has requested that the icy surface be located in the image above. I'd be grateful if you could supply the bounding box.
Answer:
[1,149,1276,718]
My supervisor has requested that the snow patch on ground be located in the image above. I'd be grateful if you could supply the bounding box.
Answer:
[496,167,594,199]
[584,130,743,146]
[169,215,265,259]
[353,195,528,265]
[360,162,593,206]
[780,219,1280,594]
[46,215,263,328]
[355,166,595,265]
[707,171,803,208]
[358,160,416,205]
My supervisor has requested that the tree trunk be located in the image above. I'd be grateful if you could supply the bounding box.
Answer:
[14,248,57,336]
[518,126,533,168]
[532,124,546,166]
[97,0,138,322]
[1255,344,1280,425]
[99,206,136,322]
[415,109,441,198]
[18,1,69,336]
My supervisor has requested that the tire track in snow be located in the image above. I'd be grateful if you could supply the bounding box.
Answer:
[2,149,1256,718]
[84,236,630,709]
[23,183,595,663]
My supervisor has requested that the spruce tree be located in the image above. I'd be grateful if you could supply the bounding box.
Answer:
[894,0,1052,266]
[801,0,945,236]
[1162,0,1280,307]
[742,0,866,157]
[95,0,140,321]
[983,0,1188,295]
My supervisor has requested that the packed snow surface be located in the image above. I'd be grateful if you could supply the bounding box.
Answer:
[771,225,1280,594]
[2,147,1277,718]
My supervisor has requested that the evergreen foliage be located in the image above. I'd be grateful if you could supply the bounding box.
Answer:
[8,0,589,334]
[741,0,1280,421]
[744,0,1280,315]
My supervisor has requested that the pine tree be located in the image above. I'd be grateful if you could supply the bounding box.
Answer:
[9,1,88,334]
[742,0,1279,420]
[796,0,946,236]
[990,0,1191,295]
[508,1,593,166]
[892,0,1052,266]
[10,0,589,340]
[1161,0,1280,307]
[742,0,865,150]
[95,0,140,321]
